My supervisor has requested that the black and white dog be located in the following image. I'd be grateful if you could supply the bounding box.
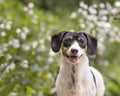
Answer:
[51,31,105,96]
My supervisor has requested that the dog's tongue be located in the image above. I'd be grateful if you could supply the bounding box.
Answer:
[68,56,78,63]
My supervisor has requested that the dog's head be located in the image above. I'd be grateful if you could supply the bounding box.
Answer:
[51,31,97,64]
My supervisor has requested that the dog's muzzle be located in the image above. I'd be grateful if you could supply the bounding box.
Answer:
[66,48,83,63]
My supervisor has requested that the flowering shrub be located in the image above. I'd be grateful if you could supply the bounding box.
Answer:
[0,1,58,96]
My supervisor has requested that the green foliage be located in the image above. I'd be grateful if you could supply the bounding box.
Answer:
[19,0,80,11]
[0,0,120,96]
[0,0,59,96]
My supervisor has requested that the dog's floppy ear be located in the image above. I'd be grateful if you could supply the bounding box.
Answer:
[83,33,97,55]
[51,31,67,52]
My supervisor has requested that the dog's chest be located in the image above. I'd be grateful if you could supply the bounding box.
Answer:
[56,75,88,96]
[56,73,81,96]
[56,66,92,96]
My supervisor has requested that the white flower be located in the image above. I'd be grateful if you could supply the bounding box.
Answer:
[31,15,38,24]
[0,63,8,68]
[115,1,120,7]
[88,7,97,14]
[99,10,108,15]
[79,2,88,9]
[6,63,16,73]
[39,39,45,44]
[82,10,88,16]
[88,22,94,28]
[23,27,29,34]
[5,21,12,30]
[32,41,38,49]
[106,3,112,9]
[21,32,26,40]
[83,4,88,9]
[28,9,34,15]
[111,8,118,14]
[16,28,22,33]
[9,39,20,48]
[0,31,6,37]
[23,7,29,12]
[9,92,17,96]
[77,8,83,14]
[0,44,8,53]
[70,29,75,32]
[101,16,107,21]
[92,4,97,8]
[86,15,97,21]
[48,57,54,63]
[109,38,115,42]
[0,23,5,29]
[98,42,105,55]
[20,60,29,68]
[99,3,105,8]
[99,60,109,66]
[115,37,120,42]
[113,27,119,32]
[97,21,111,28]
[79,2,85,7]
[6,54,12,60]
[47,73,52,78]
[79,19,83,23]
[51,87,56,94]
[5,24,11,30]
[0,50,3,56]
[70,12,77,19]
[22,44,30,51]
[104,23,111,28]
[80,23,85,28]
[103,60,109,66]
[40,45,45,51]
[49,49,56,56]
[46,35,51,41]
[23,2,34,16]
[16,27,29,40]
[28,2,34,9]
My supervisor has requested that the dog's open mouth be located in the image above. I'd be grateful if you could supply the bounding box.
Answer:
[67,56,78,63]
[66,54,83,63]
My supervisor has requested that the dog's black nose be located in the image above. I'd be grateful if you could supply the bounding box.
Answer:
[71,49,78,54]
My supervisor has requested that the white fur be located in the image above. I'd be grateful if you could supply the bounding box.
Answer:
[67,41,84,57]
[56,41,105,96]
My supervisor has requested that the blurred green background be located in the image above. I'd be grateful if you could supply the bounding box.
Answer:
[0,0,120,96]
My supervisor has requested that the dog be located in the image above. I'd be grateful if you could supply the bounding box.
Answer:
[51,31,105,96]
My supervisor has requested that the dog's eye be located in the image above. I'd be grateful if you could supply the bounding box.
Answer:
[78,38,84,43]
[81,38,85,43]
[63,38,73,47]
[78,38,86,48]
